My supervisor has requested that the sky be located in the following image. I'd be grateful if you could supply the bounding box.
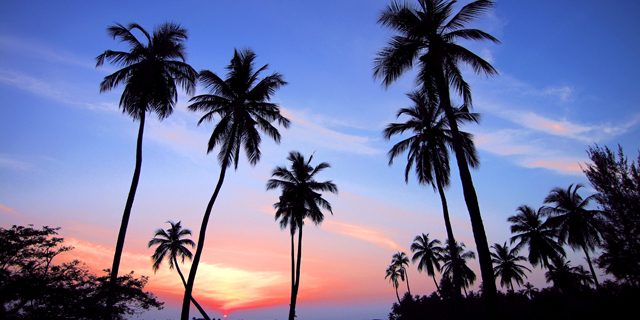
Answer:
[1,0,639,319]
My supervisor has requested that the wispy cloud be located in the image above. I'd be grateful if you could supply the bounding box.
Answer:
[322,220,403,250]
[0,154,31,170]
[0,34,96,70]
[280,108,384,155]
[0,204,18,214]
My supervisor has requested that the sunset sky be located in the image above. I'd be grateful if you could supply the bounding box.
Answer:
[1,0,640,319]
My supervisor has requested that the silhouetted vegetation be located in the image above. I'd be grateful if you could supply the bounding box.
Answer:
[0,225,162,320]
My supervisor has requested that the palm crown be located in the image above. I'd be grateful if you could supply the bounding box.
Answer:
[188,48,290,169]
[411,233,443,276]
[508,205,566,269]
[96,22,197,120]
[490,242,531,291]
[148,221,195,273]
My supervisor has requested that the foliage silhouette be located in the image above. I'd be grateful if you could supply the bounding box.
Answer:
[441,240,476,297]
[386,263,403,303]
[508,205,566,270]
[0,225,162,319]
[95,21,197,317]
[374,0,501,310]
[544,184,603,288]
[410,233,444,295]
[490,242,531,292]
[384,89,479,298]
[266,151,337,320]
[182,48,289,320]
[392,252,413,296]
[148,221,209,320]
[583,145,640,285]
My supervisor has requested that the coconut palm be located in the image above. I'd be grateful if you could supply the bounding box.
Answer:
[410,233,444,295]
[490,242,531,292]
[386,264,403,303]
[181,49,289,320]
[441,240,476,297]
[267,151,337,320]
[391,252,412,296]
[96,22,197,317]
[148,221,209,320]
[519,282,538,299]
[384,89,479,297]
[374,0,500,304]
[545,257,582,293]
[508,205,566,270]
[544,184,603,289]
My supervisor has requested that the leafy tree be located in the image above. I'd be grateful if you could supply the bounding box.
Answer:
[95,22,197,316]
[583,144,640,285]
[374,0,500,307]
[0,225,162,319]
[182,49,289,320]
[410,233,444,295]
[384,90,480,298]
[544,184,603,288]
[508,205,566,269]
[392,252,413,296]
[386,263,402,303]
[148,221,209,320]
[490,242,531,292]
[266,151,337,320]
[441,240,476,297]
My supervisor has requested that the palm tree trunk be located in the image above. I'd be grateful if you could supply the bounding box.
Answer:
[289,223,304,320]
[395,285,400,303]
[181,158,229,320]
[432,275,441,297]
[405,269,411,296]
[433,70,497,315]
[288,231,296,320]
[436,177,462,300]
[173,257,211,320]
[106,111,145,320]
[582,245,600,289]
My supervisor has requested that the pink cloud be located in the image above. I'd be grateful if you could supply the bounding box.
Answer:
[322,220,403,251]
[0,204,17,214]
[523,158,583,174]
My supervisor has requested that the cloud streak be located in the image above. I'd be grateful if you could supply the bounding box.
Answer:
[322,220,403,251]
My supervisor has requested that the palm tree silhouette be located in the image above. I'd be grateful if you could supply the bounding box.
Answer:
[374,0,501,305]
[544,184,603,289]
[519,282,538,299]
[545,257,582,293]
[391,252,412,296]
[508,205,566,270]
[384,89,479,297]
[441,240,476,297]
[148,221,209,320]
[181,49,289,320]
[266,151,337,320]
[410,233,444,295]
[386,263,402,303]
[96,22,197,317]
[490,242,531,292]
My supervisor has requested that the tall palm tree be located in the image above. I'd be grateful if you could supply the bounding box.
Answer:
[544,184,603,289]
[181,49,289,320]
[148,221,209,320]
[266,151,337,320]
[508,205,566,269]
[374,0,500,306]
[96,22,197,317]
[384,89,479,297]
[386,264,402,303]
[391,252,412,296]
[410,233,444,295]
[490,242,531,292]
[441,240,476,297]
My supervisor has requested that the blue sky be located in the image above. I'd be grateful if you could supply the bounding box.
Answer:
[1,1,639,319]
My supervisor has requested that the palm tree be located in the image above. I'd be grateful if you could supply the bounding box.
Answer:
[181,49,289,320]
[391,252,412,296]
[490,242,531,292]
[266,151,337,320]
[374,0,500,305]
[544,184,603,289]
[148,221,209,320]
[508,205,566,270]
[410,233,444,295]
[384,89,479,297]
[519,282,538,299]
[545,257,582,293]
[96,22,197,317]
[441,240,476,297]
[386,264,402,303]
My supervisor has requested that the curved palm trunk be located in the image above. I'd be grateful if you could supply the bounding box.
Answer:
[432,275,441,297]
[582,245,600,289]
[289,223,303,320]
[395,286,400,303]
[288,231,295,320]
[404,269,411,296]
[436,176,462,300]
[173,257,211,320]
[181,159,229,320]
[106,112,145,319]
[433,70,497,315]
